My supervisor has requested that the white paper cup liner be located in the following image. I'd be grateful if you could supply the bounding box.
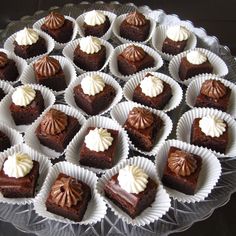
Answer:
[64,71,123,117]
[4,29,55,63]
[76,10,117,41]
[123,71,183,112]
[0,49,27,85]
[169,48,229,86]
[20,55,77,95]
[0,80,13,98]
[112,13,156,44]
[110,101,173,156]
[151,25,197,61]
[62,37,114,74]
[33,15,79,50]
[0,84,56,133]
[34,161,107,224]
[96,156,171,226]
[0,143,52,205]
[65,115,129,174]
[186,74,236,118]
[176,107,236,158]
[24,104,86,159]
[155,139,222,203]
[109,43,163,81]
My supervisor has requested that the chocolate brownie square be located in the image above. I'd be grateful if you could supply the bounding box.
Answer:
[0,130,11,152]
[0,59,19,82]
[162,37,187,55]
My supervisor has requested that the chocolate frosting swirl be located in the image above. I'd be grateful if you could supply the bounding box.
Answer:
[121,45,145,62]
[126,11,147,26]
[168,149,197,176]
[128,107,154,129]
[34,55,61,77]
[200,79,227,99]
[44,12,65,30]
[40,109,68,135]
[51,176,83,207]
[0,52,8,68]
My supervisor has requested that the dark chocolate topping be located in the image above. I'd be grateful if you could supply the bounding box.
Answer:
[121,45,145,62]
[0,52,8,68]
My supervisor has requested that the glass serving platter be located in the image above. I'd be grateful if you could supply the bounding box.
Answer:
[0,1,236,236]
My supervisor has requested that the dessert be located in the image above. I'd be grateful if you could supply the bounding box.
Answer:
[195,79,231,112]
[83,10,110,37]
[133,73,172,110]
[46,173,91,222]
[0,152,39,198]
[33,55,67,91]
[41,12,73,43]
[14,27,47,59]
[104,165,158,218]
[120,11,150,42]
[0,52,19,82]
[179,50,213,81]
[117,45,154,75]
[36,108,81,152]
[79,127,118,169]
[162,25,191,55]
[123,107,163,151]
[162,147,202,195]
[10,85,45,125]
[73,74,116,115]
[0,88,6,101]
[0,130,11,152]
[191,115,228,153]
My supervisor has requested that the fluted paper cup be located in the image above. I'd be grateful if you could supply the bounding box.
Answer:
[109,43,163,81]
[4,29,55,63]
[34,161,107,224]
[62,37,114,74]
[155,139,222,203]
[0,80,13,101]
[0,84,56,133]
[112,13,156,44]
[123,71,183,112]
[65,115,129,174]
[176,107,236,157]
[76,10,117,41]
[169,48,228,86]
[64,71,123,117]
[96,156,171,226]
[0,143,52,205]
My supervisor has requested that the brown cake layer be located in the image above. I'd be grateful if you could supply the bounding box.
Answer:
[0,130,11,153]
[0,59,19,82]
[162,37,188,55]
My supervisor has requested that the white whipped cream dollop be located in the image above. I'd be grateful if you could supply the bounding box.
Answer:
[166,25,190,42]
[81,74,105,96]
[80,36,102,54]
[12,85,36,107]
[199,115,226,138]
[3,152,33,178]
[117,165,148,194]
[186,50,207,65]
[15,27,39,46]
[140,75,164,97]
[85,128,113,152]
[84,10,106,26]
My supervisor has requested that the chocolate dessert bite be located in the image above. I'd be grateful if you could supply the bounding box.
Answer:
[104,165,158,218]
[36,108,81,153]
[0,152,39,198]
[191,115,228,154]
[79,127,118,169]
[117,45,154,76]
[162,147,202,195]
[14,28,47,59]
[34,55,67,91]
[120,11,150,42]
[10,85,45,125]
[0,88,6,101]
[41,12,74,43]
[195,79,231,112]
[83,10,110,37]
[46,173,91,222]
[0,130,11,152]
[74,36,106,71]
[179,50,213,81]
[123,107,163,152]
[0,52,19,82]
[133,73,172,110]
[73,74,116,115]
